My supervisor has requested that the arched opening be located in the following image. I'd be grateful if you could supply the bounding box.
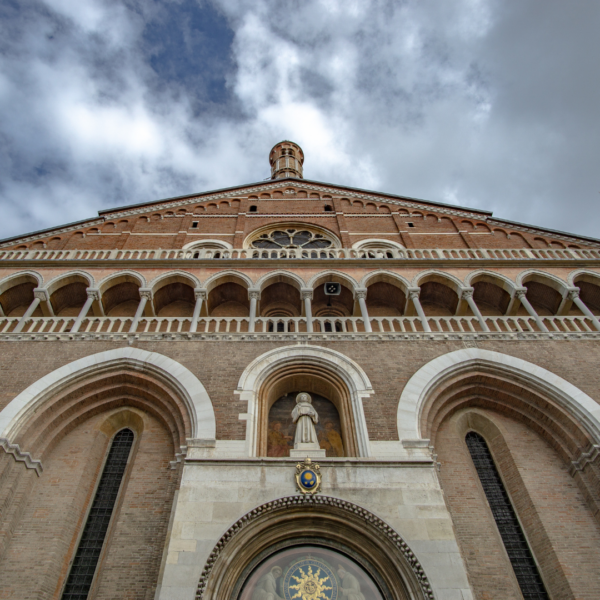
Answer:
[0,274,42,317]
[196,496,432,600]
[257,366,356,458]
[154,282,195,317]
[571,274,600,316]
[267,391,344,457]
[311,279,355,318]
[100,274,142,317]
[419,281,458,316]
[365,281,406,316]
[260,282,301,318]
[207,282,249,317]
[47,274,92,317]
[469,274,513,316]
[519,280,562,316]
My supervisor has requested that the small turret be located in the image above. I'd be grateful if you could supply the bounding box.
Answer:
[269,141,304,179]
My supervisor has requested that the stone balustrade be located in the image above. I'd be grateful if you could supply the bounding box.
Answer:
[1,313,597,337]
[0,246,598,262]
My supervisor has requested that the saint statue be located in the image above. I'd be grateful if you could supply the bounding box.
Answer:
[251,566,284,600]
[337,566,365,600]
[291,392,320,449]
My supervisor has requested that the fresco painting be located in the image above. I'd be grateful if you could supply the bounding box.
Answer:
[267,392,344,458]
[239,545,383,600]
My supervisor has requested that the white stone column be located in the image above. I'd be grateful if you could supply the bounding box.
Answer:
[129,288,153,333]
[190,289,207,332]
[568,288,600,332]
[461,287,490,332]
[515,287,549,332]
[71,288,100,333]
[407,287,431,332]
[301,288,313,332]
[248,289,260,332]
[355,288,372,332]
[14,289,48,333]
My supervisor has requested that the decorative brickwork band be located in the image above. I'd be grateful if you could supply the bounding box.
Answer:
[195,494,435,600]
[569,444,600,476]
[0,438,43,476]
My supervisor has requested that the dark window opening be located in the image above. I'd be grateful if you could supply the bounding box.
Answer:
[407,222,415,228]
[61,428,134,600]
[465,432,549,600]
[191,221,199,228]
[193,252,200,258]
[324,205,333,212]
[249,206,257,212]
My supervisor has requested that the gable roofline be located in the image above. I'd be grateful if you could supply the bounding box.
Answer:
[1,177,599,247]
[97,177,493,217]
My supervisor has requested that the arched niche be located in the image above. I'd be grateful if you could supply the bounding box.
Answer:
[237,346,373,458]
[196,495,434,600]
[267,391,345,457]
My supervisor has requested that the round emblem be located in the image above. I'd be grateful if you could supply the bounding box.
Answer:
[283,557,338,600]
[300,469,317,489]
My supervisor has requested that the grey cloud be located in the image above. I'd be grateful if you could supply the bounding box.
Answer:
[0,0,598,240]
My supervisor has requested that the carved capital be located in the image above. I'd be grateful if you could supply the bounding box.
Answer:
[300,288,313,301]
[514,287,528,299]
[33,288,49,302]
[407,287,421,300]
[139,288,153,300]
[248,289,261,301]
[194,288,208,301]
[461,287,474,300]
[86,288,101,301]
[567,287,581,301]
[354,288,368,300]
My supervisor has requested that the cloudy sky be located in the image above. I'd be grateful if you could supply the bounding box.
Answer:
[1,0,599,240]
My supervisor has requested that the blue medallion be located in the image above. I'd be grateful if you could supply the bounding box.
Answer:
[300,469,317,489]
[283,557,338,600]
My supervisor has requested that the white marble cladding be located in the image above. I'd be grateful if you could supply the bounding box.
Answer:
[156,460,473,600]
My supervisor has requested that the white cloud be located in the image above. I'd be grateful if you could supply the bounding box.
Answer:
[0,0,598,240]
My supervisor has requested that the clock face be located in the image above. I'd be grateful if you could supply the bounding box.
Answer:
[324,283,341,295]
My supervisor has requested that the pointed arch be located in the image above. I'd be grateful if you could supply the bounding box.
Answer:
[97,270,146,293]
[307,270,359,291]
[255,270,306,291]
[360,270,411,292]
[464,269,517,294]
[45,270,94,294]
[148,270,201,293]
[397,348,600,445]
[0,271,43,294]
[516,269,568,294]
[0,348,215,453]
[203,270,253,293]
[236,345,373,458]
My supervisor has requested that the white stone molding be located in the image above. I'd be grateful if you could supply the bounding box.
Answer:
[195,495,435,600]
[44,270,95,294]
[255,270,306,291]
[236,345,374,457]
[352,238,406,250]
[306,270,359,291]
[0,348,216,446]
[148,270,201,292]
[516,269,568,293]
[359,270,411,291]
[97,270,147,292]
[569,444,600,476]
[203,270,253,293]
[241,222,341,249]
[397,348,600,443]
[0,437,43,476]
[182,239,233,250]
[567,269,600,287]
[411,269,464,293]
[464,269,518,293]
[0,270,43,294]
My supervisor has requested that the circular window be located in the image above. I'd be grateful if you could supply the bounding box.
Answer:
[251,229,333,250]
[238,545,384,600]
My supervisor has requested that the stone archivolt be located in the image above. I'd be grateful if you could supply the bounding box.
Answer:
[195,495,434,600]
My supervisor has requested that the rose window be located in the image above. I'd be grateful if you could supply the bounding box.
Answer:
[251,229,333,250]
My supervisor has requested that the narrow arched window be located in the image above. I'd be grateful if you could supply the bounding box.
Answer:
[465,432,548,600]
[61,428,134,600]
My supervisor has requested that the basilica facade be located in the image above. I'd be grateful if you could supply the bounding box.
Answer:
[0,141,599,600]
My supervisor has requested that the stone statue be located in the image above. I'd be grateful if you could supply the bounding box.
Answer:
[291,392,319,449]
[251,566,284,600]
[337,566,365,600]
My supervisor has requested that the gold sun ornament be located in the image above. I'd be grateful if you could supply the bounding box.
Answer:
[288,566,333,600]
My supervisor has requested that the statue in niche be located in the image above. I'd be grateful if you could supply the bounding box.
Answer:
[337,565,366,600]
[292,392,320,449]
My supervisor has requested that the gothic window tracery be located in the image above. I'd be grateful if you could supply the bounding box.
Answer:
[251,229,333,250]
